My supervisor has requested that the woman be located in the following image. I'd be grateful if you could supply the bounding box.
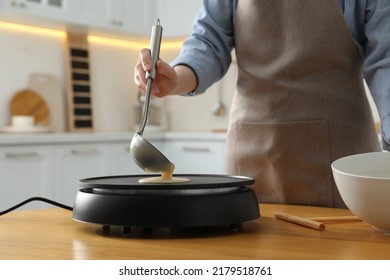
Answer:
[134,0,390,208]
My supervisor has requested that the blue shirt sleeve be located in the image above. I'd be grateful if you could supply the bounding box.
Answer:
[170,0,236,95]
[358,0,390,145]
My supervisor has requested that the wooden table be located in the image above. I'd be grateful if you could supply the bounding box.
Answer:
[1,204,390,260]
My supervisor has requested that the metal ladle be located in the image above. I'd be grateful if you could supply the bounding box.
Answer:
[130,19,172,173]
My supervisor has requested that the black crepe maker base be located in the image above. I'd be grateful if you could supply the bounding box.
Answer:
[72,174,260,237]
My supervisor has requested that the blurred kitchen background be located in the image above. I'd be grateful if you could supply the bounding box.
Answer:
[0,0,380,133]
[0,0,381,210]
[0,0,237,133]
[0,0,237,210]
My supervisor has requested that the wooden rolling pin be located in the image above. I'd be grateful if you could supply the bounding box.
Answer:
[275,212,326,231]
[275,212,362,231]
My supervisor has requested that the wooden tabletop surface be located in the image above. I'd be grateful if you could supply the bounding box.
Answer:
[1,203,390,260]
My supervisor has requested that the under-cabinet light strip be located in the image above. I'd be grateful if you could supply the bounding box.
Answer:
[0,21,65,37]
[0,21,183,49]
[87,35,183,50]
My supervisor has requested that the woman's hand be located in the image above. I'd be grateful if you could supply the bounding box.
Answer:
[134,48,198,97]
[134,48,178,98]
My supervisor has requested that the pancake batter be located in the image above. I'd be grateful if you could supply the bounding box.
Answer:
[139,163,190,183]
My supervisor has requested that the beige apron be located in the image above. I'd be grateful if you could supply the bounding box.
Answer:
[227,0,381,208]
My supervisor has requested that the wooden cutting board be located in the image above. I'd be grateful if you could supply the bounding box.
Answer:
[9,89,49,125]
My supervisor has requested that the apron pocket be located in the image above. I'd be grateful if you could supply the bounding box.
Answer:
[227,119,335,206]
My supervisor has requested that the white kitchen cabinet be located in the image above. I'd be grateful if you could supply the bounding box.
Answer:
[108,139,166,175]
[107,137,226,176]
[0,0,72,21]
[108,141,141,175]
[72,0,200,37]
[0,145,54,211]
[0,0,200,38]
[53,143,110,206]
[71,0,153,35]
[156,0,201,37]
[0,132,226,212]
[115,0,155,35]
[163,139,226,174]
[69,0,109,28]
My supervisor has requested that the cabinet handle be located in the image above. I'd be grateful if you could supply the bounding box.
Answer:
[5,152,40,158]
[111,20,123,26]
[70,148,98,155]
[182,147,211,153]
[10,1,26,8]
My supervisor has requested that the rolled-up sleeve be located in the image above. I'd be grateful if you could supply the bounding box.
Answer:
[362,0,390,144]
[170,0,235,95]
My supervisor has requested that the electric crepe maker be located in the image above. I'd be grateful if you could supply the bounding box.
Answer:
[72,174,260,236]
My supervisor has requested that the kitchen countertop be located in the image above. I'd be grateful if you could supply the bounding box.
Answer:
[1,203,389,260]
[0,131,226,145]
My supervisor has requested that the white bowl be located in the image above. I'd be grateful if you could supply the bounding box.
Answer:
[331,152,390,233]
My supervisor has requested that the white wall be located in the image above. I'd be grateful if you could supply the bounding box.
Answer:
[165,64,236,132]
[88,40,141,132]
[0,27,65,127]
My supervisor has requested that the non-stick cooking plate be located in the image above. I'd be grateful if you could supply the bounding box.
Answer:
[72,174,260,236]
[79,174,255,195]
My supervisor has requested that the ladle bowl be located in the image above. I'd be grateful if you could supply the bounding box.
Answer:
[130,133,172,172]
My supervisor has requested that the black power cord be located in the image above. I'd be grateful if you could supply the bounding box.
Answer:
[0,197,73,216]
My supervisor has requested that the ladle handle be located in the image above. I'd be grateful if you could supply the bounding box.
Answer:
[136,19,163,135]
